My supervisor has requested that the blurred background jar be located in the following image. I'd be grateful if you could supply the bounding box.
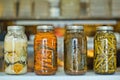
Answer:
[0,43,4,72]
[64,25,87,75]
[34,25,57,75]
[115,31,120,70]
[87,36,94,70]
[49,0,60,18]
[4,26,28,75]
[94,26,117,74]
[34,0,50,19]
[60,0,80,18]
[54,24,65,68]
[0,0,16,18]
[80,0,90,17]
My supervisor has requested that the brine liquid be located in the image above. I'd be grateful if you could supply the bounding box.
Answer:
[34,32,57,75]
[64,32,87,75]
[94,32,116,74]
[4,40,27,74]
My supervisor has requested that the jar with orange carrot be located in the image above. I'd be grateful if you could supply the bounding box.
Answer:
[34,25,57,75]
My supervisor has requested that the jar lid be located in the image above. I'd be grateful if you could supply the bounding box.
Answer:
[7,26,24,30]
[66,25,84,30]
[37,25,54,30]
[96,26,113,31]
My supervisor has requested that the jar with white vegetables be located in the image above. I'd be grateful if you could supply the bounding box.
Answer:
[4,26,27,74]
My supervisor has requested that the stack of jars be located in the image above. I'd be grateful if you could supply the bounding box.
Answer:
[3,25,117,75]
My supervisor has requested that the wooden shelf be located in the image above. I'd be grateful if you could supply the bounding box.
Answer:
[0,17,120,21]
[15,20,117,25]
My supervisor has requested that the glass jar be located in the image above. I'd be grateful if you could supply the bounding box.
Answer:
[34,25,57,75]
[4,26,28,74]
[64,25,87,75]
[60,0,80,18]
[94,26,117,74]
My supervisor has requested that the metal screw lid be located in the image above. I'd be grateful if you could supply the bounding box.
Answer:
[96,26,114,31]
[66,25,84,30]
[37,25,54,30]
[7,26,24,31]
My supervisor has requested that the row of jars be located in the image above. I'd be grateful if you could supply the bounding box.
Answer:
[3,25,117,75]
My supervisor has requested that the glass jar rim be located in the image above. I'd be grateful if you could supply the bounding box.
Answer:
[7,26,24,31]
[37,25,54,30]
[96,26,113,31]
[66,25,84,30]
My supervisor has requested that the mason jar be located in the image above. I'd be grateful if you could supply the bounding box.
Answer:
[34,25,57,75]
[4,26,28,74]
[60,0,80,18]
[64,25,87,75]
[94,26,117,74]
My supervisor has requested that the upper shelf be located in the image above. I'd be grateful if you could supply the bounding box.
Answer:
[0,17,118,25]
[0,0,120,22]
[0,17,120,21]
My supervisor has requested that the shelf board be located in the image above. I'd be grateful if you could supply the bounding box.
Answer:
[0,70,120,80]
[0,17,120,21]
[15,20,117,25]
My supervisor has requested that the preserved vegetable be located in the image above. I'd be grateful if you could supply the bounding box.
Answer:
[34,25,57,75]
[4,26,27,74]
[94,26,116,74]
[64,25,87,75]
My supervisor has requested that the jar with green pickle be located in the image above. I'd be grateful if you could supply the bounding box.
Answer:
[64,25,87,75]
[4,26,28,75]
[94,26,117,74]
